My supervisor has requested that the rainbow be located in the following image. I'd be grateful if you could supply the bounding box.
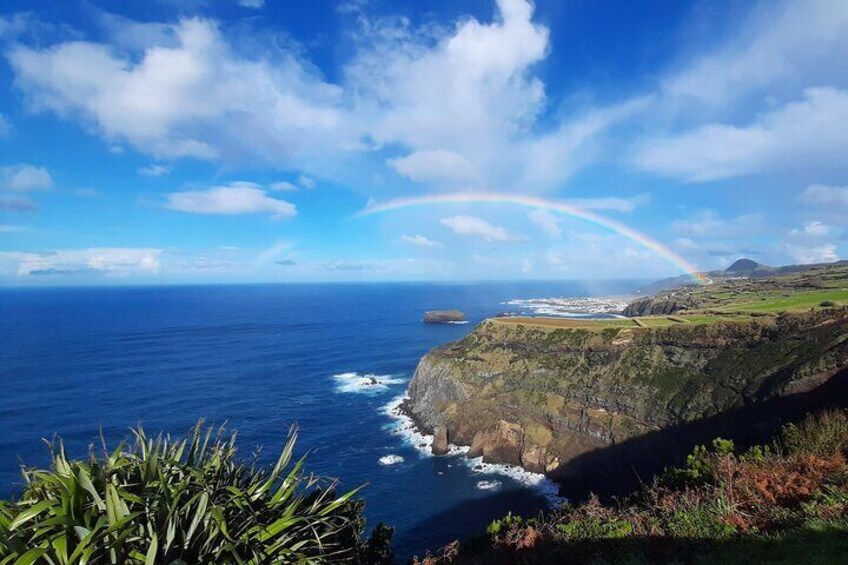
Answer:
[358,192,707,284]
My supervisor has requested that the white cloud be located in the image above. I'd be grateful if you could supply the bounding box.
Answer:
[165,182,296,219]
[801,184,848,211]
[633,87,848,182]
[8,1,612,193]
[0,248,161,276]
[789,220,831,238]
[9,18,345,162]
[783,243,838,264]
[238,0,265,9]
[0,114,10,137]
[527,209,560,239]
[567,193,649,213]
[671,210,762,237]
[138,164,171,176]
[440,214,523,242]
[270,181,298,192]
[401,234,440,247]
[661,0,848,108]
[0,196,38,212]
[388,149,476,183]
[1,164,53,191]
[297,175,316,189]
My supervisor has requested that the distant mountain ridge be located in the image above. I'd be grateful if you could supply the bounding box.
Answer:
[636,258,847,296]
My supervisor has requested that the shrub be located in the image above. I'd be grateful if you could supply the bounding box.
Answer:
[781,410,848,458]
[0,422,391,564]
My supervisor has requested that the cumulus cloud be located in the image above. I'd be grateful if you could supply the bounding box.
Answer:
[165,181,296,219]
[527,209,560,238]
[401,234,440,247]
[801,184,848,211]
[297,175,316,189]
[9,18,345,163]
[0,248,161,276]
[568,193,649,213]
[783,243,838,264]
[671,210,763,238]
[661,0,848,108]
[138,164,171,176]
[270,181,298,192]
[440,215,524,242]
[789,220,831,238]
[6,1,615,193]
[633,87,848,182]
[0,196,39,212]
[388,150,476,183]
[1,164,52,191]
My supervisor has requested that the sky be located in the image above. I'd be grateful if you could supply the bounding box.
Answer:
[0,0,846,285]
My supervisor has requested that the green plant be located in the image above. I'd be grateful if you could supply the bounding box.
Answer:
[486,512,524,536]
[781,410,848,457]
[0,422,391,564]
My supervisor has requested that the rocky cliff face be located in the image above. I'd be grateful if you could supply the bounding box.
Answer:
[404,309,848,495]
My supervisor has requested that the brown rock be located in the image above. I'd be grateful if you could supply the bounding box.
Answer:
[432,425,449,455]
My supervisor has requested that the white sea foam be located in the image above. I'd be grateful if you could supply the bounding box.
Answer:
[381,395,566,508]
[382,395,434,454]
[378,454,404,466]
[446,320,469,325]
[476,479,502,490]
[333,372,405,395]
[505,296,630,318]
[464,456,566,507]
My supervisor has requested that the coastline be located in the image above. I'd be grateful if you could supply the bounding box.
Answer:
[382,395,565,508]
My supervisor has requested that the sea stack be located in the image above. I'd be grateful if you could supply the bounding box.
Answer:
[432,425,449,455]
[424,310,466,324]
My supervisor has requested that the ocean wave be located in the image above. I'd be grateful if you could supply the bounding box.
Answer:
[378,454,404,466]
[381,395,566,507]
[475,479,502,490]
[382,395,434,454]
[333,372,405,395]
[505,296,630,318]
[464,457,565,507]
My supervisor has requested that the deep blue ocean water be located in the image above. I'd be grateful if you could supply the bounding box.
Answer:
[0,281,639,558]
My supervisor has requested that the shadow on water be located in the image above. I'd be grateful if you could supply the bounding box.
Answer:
[397,367,848,561]
[395,489,549,561]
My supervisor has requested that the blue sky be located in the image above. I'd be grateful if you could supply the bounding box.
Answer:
[0,0,846,285]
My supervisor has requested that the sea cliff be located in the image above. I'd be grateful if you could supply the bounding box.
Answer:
[404,307,848,497]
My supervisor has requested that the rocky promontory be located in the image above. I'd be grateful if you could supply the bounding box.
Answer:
[404,308,848,497]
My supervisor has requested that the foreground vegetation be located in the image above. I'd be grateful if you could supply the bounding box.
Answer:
[0,423,392,564]
[415,410,848,564]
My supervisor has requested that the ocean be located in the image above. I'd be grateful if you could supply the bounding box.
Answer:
[0,281,639,558]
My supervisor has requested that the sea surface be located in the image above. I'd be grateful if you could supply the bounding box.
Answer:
[0,281,639,558]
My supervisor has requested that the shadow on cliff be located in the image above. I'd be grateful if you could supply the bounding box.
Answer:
[555,366,848,502]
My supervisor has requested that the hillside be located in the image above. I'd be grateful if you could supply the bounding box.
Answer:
[634,258,848,297]
[416,410,848,564]
[404,263,848,499]
[624,260,848,317]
